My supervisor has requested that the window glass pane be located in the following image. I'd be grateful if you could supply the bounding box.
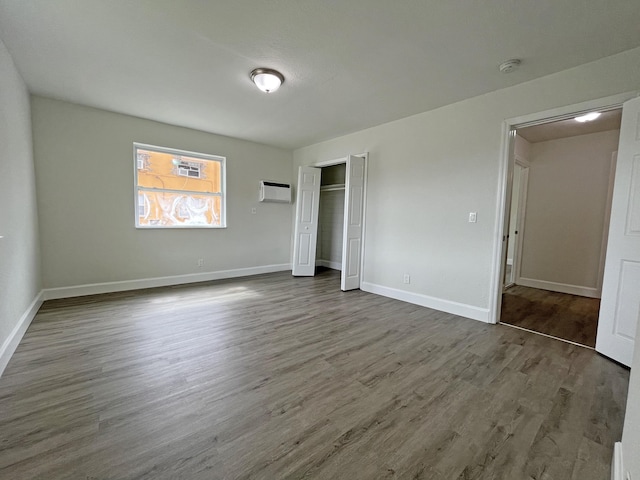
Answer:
[136,148,221,193]
[137,191,222,227]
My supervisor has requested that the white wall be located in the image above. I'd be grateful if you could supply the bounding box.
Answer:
[31,96,293,291]
[293,46,640,321]
[0,39,41,372]
[519,130,619,296]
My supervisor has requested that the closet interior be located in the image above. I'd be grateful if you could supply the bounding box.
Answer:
[316,164,346,271]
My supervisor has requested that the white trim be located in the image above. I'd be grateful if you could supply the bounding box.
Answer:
[0,292,44,378]
[611,442,624,480]
[507,92,637,129]
[359,153,369,290]
[489,123,514,324]
[361,282,490,323]
[133,142,227,229]
[517,277,600,298]
[312,156,349,168]
[514,154,530,168]
[489,91,639,324]
[317,259,342,271]
[513,165,529,283]
[43,264,291,300]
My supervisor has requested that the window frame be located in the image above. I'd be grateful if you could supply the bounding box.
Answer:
[133,142,227,229]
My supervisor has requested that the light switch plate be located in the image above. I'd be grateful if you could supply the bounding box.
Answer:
[469,212,477,223]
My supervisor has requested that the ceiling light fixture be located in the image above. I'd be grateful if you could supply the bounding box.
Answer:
[498,59,521,74]
[250,68,284,93]
[575,112,601,123]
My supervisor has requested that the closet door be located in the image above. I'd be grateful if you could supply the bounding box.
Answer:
[341,155,365,290]
[292,166,321,276]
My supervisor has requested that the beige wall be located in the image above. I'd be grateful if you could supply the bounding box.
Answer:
[519,130,619,294]
[514,134,531,160]
[31,96,293,289]
[0,39,41,368]
[293,47,640,318]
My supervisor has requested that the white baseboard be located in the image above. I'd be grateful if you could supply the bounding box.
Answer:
[612,442,624,480]
[361,282,490,323]
[43,264,292,300]
[317,259,342,271]
[517,277,600,299]
[0,291,44,377]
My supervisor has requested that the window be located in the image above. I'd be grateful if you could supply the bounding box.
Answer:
[134,143,226,228]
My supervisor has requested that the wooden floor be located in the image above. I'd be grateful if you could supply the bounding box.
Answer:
[0,270,628,479]
[501,286,600,347]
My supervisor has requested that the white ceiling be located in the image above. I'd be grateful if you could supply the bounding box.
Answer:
[1,1,639,150]
[518,109,623,143]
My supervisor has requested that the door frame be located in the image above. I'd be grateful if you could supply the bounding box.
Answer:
[511,156,530,286]
[489,91,637,324]
[311,152,368,289]
[504,156,529,288]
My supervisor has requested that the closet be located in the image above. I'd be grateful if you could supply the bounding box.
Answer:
[317,164,346,271]
[292,154,366,291]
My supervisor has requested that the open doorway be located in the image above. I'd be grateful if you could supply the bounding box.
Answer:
[499,109,622,348]
[291,154,367,291]
[317,164,347,271]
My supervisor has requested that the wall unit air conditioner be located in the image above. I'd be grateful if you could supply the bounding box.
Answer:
[259,181,291,203]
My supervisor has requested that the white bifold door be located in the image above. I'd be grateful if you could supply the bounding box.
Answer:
[292,155,365,291]
[292,166,321,276]
[596,96,640,367]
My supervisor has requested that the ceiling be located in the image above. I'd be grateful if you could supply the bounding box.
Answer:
[518,109,623,143]
[0,1,639,150]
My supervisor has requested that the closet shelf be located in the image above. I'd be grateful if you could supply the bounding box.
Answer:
[320,183,346,192]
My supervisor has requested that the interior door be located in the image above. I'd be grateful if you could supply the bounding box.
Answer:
[292,166,321,276]
[504,163,523,286]
[596,97,640,367]
[341,155,365,290]
[512,163,529,284]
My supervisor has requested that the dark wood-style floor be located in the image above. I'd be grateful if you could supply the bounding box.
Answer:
[501,286,600,347]
[0,270,628,479]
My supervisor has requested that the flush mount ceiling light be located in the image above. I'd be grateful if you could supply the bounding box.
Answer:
[498,59,521,74]
[575,112,601,122]
[250,68,284,93]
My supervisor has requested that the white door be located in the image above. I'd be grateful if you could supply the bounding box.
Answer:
[512,164,529,283]
[292,166,321,276]
[341,155,365,290]
[596,97,640,367]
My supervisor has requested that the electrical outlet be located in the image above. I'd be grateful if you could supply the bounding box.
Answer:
[197,258,204,267]
[469,212,477,223]
[251,207,257,214]
[403,273,410,284]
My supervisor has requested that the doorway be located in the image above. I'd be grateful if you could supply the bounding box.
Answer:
[499,109,621,348]
[492,93,640,367]
[317,164,347,271]
[291,154,367,291]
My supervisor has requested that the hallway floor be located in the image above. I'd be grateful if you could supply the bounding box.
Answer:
[501,285,599,347]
